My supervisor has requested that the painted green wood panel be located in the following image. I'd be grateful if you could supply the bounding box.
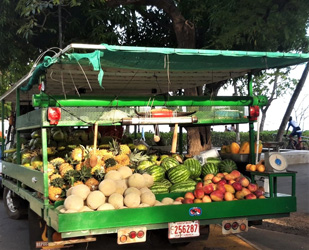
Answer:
[2,162,44,193]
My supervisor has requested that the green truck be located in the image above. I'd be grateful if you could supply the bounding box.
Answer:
[1,43,307,249]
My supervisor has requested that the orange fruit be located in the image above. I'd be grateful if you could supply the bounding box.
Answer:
[249,164,257,172]
[257,164,265,173]
[246,164,252,171]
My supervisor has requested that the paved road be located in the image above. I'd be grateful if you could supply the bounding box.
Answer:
[0,163,308,250]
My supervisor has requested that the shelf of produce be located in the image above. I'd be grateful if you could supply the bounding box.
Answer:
[47,194,296,238]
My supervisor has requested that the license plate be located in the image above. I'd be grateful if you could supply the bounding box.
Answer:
[168,221,200,239]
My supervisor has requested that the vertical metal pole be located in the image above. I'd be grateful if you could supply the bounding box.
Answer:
[247,73,255,164]
[178,126,183,155]
[16,88,21,164]
[41,128,49,207]
[1,100,4,158]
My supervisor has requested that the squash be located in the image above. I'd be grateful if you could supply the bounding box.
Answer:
[64,194,84,211]
[128,173,146,189]
[108,193,124,209]
[86,191,105,210]
[124,192,141,208]
[71,184,91,200]
[117,166,133,179]
[99,179,117,196]
[140,192,156,206]
[230,142,240,154]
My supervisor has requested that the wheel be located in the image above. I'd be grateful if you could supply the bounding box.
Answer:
[3,187,28,220]
[301,142,309,150]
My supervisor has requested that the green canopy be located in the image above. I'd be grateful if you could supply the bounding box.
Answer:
[2,43,309,102]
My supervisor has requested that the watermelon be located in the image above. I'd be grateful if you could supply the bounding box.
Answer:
[169,180,196,193]
[183,158,202,179]
[150,182,169,194]
[159,178,173,188]
[202,162,219,176]
[137,160,154,173]
[167,164,191,184]
[160,157,179,171]
[206,157,221,166]
[145,165,166,182]
[218,159,237,173]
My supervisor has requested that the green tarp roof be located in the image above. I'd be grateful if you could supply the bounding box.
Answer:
[2,43,309,102]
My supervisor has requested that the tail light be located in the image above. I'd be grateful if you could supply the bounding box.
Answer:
[117,227,146,244]
[249,106,259,121]
[222,219,248,234]
[48,108,61,125]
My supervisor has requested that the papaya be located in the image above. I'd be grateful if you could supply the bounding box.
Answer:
[239,141,250,154]
[255,141,263,153]
[230,142,240,154]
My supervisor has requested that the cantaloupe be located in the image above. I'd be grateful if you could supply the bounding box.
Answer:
[142,173,154,188]
[71,184,91,200]
[108,193,124,209]
[124,187,141,197]
[99,179,117,196]
[86,191,105,210]
[154,200,163,206]
[66,187,74,197]
[80,206,94,212]
[139,187,151,194]
[117,166,133,179]
[105,170,123,181]
[115,180,127,195]
[64,194,84,211]
[140,192,156,206]
[124,192,140,208]
[161,197,174,205]
[128,173,146,189]
[139,203,150,207]
[97,203,115,211]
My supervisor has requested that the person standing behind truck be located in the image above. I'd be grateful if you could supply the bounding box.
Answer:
[285,116,302,146]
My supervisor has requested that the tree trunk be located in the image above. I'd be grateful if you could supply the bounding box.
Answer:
[276,63,309,141]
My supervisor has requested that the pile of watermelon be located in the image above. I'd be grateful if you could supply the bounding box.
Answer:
[136,154,238,194]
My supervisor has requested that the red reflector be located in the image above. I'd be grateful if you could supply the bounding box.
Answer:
[240,223,247,231]
[129,231,137,239]
[232,222,239,230]
[137,230,145,238]
[249,106,259,121]
[48,108,61,125]
[224,223,231,230]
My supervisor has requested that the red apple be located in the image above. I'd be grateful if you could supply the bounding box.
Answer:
[254,189,265,198]
[224,184,235,194]
[248,183,258,193]
[203,173,214,181]
[228,179,236,185]
[242,187,251,196]
[175,197,184,202]
[232,182,243,191]
[203,179,212,185]
[245,193,257,200]
[184,192,195,200]
[183,198,194,204]
[216,184,226,194]
[203,183,214,194]
[194,198,203,203]
[216,173,225,179]
[218,179,227,186]
[235,190,245,200]
[239,177,250,187]
[194,188,205,199]
[259,195,266,199]
[210,190,224,202]
[224,191,235,201]
[230,170,241,179]
[202,195,212,203]
[195,182,203,189]
[212,176,222,183]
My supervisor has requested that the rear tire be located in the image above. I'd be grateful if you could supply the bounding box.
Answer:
[3,187,28,220]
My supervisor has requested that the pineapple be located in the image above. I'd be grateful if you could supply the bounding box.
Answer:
[115,154,130,166]
[129,149,150,169]
[59,163,74,177]
[50,157,66,167]
[85,178,99,191]
[50,173,62,181]
[40,163,56,177]
[48,186,63,202]
[71,147,85,162]
[76,166,92,183]
[120,144,131,155]
[91,165,105,181]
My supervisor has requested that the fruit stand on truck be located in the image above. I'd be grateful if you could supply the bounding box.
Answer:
[1,43,308,249]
